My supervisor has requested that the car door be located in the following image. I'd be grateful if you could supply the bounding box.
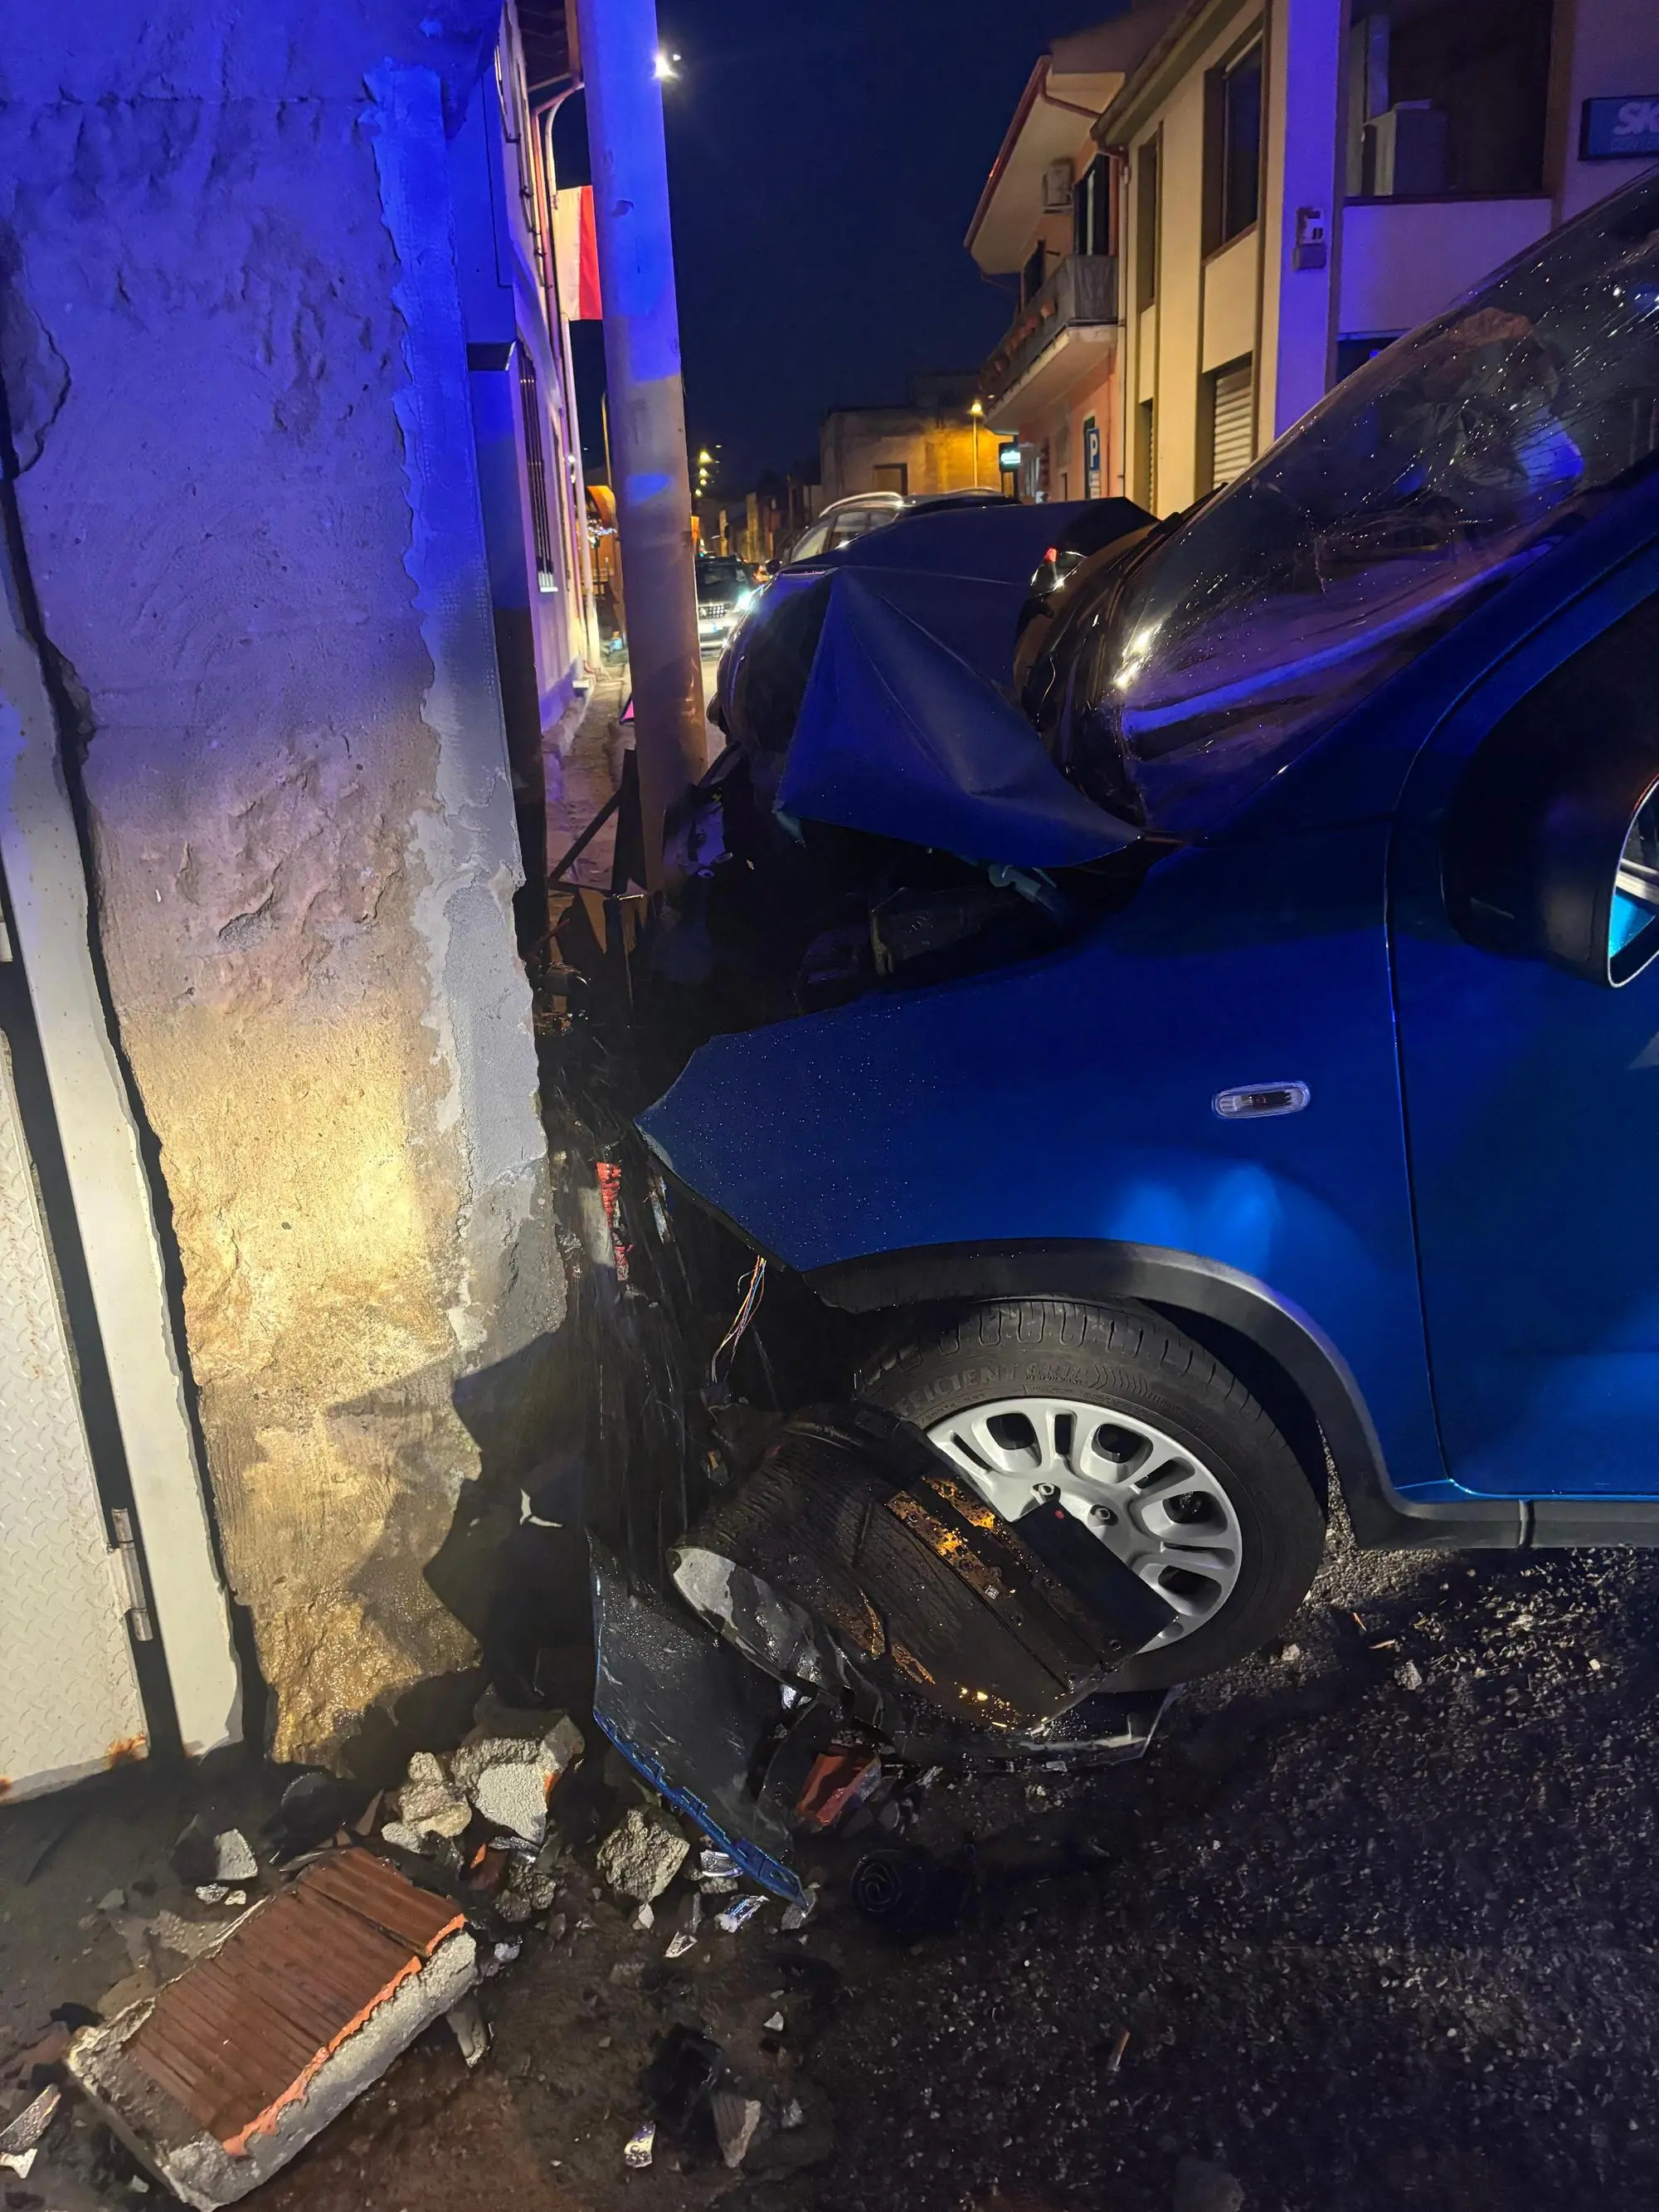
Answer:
[1393,559,1659,1506]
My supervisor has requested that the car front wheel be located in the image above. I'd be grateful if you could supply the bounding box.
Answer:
[858,1298,1327,1689]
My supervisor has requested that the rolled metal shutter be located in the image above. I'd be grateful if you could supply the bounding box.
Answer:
[1209,357,1255,487]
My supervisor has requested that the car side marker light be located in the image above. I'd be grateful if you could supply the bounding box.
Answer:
[1212,1082,1311,1120]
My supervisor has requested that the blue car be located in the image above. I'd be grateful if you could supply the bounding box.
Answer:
[637,173,1659,1694]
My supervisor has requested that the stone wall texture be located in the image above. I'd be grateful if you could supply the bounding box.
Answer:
[0,2,562,1762]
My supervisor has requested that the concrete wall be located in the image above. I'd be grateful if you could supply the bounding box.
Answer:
[0,1,562,1765]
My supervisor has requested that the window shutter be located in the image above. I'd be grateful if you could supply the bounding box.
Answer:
[1209,357,1255,487]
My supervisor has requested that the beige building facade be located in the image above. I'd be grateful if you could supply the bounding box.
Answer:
[1106,0,1659,516]
[968,12,1180,504]
[819,375,1002,504]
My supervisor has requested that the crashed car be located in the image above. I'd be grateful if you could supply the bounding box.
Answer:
[557,175,1659,1888]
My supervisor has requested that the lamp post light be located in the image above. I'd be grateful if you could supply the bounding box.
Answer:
[969,397,985,487]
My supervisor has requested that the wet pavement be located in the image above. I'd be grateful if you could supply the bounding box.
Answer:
[5,1507,1658,2212]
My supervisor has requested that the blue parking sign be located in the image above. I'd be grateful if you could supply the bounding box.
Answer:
[1581,97,1659,158]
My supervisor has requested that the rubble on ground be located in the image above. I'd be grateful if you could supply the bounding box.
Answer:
[596,1806,690,1902]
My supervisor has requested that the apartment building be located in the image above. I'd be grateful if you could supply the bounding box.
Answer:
[975,0,1659,514]
[1111,0,1659,514]
[967,12,1180,504]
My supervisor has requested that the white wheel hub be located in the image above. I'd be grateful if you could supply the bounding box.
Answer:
[924,1395,1243,1651]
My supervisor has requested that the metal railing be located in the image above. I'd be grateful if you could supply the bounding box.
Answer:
[981,254,1118,412]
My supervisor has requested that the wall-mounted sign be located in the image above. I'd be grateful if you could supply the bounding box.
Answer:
[1082,416,1102,500]
[1581,97,1659,159]
[998,443,1022,474]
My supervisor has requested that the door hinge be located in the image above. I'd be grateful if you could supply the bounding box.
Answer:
[110,1508,155,1643]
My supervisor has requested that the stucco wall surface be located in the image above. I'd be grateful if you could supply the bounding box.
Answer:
[0,1,562,1763]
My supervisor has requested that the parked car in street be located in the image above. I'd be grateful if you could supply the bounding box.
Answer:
[694,554,758,654]
[776,485,1008,567]
[638,173,1659,1691]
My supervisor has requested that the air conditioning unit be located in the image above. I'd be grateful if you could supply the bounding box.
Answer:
[1042,159,1074,213]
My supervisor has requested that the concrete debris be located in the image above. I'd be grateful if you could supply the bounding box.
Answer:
[717,1893,768,1933]
[665,1929,698,1959]
[712,2088,764,2169]
[1397,1659,1425,1690]
[378,1820,428,1854]
[633,1902,655,1932]
[496,1859,560,1925]
[95,1888,127,1916]
[781,2098,805,2130]
[195,1886,249,1908]
[398,1752,473,1839]
[212,1830,259,1883]
[781,1883,820,1930]
[450,1731,568,1846]
[445,1995,490,2070]
[623,2120,656,2170]
[0,2083,61,2178]
[700,1874,739,1896]
[763,2010,785,2032]
[1173,2154,1247,2212]
[596,1809,690,1903]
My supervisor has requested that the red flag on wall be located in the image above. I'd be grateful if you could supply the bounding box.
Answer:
[553,186,603,319]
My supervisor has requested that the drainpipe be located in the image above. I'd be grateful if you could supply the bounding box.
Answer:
[570,0,703,887]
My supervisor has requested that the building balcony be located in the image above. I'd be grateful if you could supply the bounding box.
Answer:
[981,252,1118,417]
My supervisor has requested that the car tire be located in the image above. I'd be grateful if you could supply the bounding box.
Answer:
[857,1298,1326,1689]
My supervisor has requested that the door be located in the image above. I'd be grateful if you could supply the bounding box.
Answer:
[1394,576,1659,1499]
[0,865,149,1797]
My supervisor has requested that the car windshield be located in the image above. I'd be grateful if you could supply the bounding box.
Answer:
[1085,173,1659,831]
[697,560,749,602]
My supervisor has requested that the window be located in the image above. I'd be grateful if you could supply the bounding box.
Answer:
[1073,153,1111,259]
[1345,0,1553,200]
[1021,241,1048,307]
[1136,139,1160,309]
[515,339,559,594]
[1205,44,1262,251]
[1335,331,1403,382]
[872,463,908,495]
[1205,355,1255,490]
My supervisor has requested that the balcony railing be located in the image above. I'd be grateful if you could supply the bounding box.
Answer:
[981,253,1118,412]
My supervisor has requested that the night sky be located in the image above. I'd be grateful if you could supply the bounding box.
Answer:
[557,0,1127,495]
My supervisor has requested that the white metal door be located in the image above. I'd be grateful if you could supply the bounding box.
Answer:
[1210,356,1255,488]
[0,1018,148,1800]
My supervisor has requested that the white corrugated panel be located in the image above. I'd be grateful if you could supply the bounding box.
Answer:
[1210,357,1255,487]
[0,1034,147,1799]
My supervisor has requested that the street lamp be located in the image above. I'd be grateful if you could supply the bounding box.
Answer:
[654,49,681,80]
[969,397,985,487]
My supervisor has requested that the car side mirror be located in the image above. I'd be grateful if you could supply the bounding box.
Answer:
[1444,719,1659,988]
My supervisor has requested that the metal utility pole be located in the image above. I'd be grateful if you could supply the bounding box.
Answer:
[572,0,704,887]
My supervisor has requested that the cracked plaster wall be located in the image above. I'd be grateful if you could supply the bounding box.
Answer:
[0,2,562,1763]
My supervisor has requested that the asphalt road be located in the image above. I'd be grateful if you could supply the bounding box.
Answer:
[7,1508,1657,2212]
